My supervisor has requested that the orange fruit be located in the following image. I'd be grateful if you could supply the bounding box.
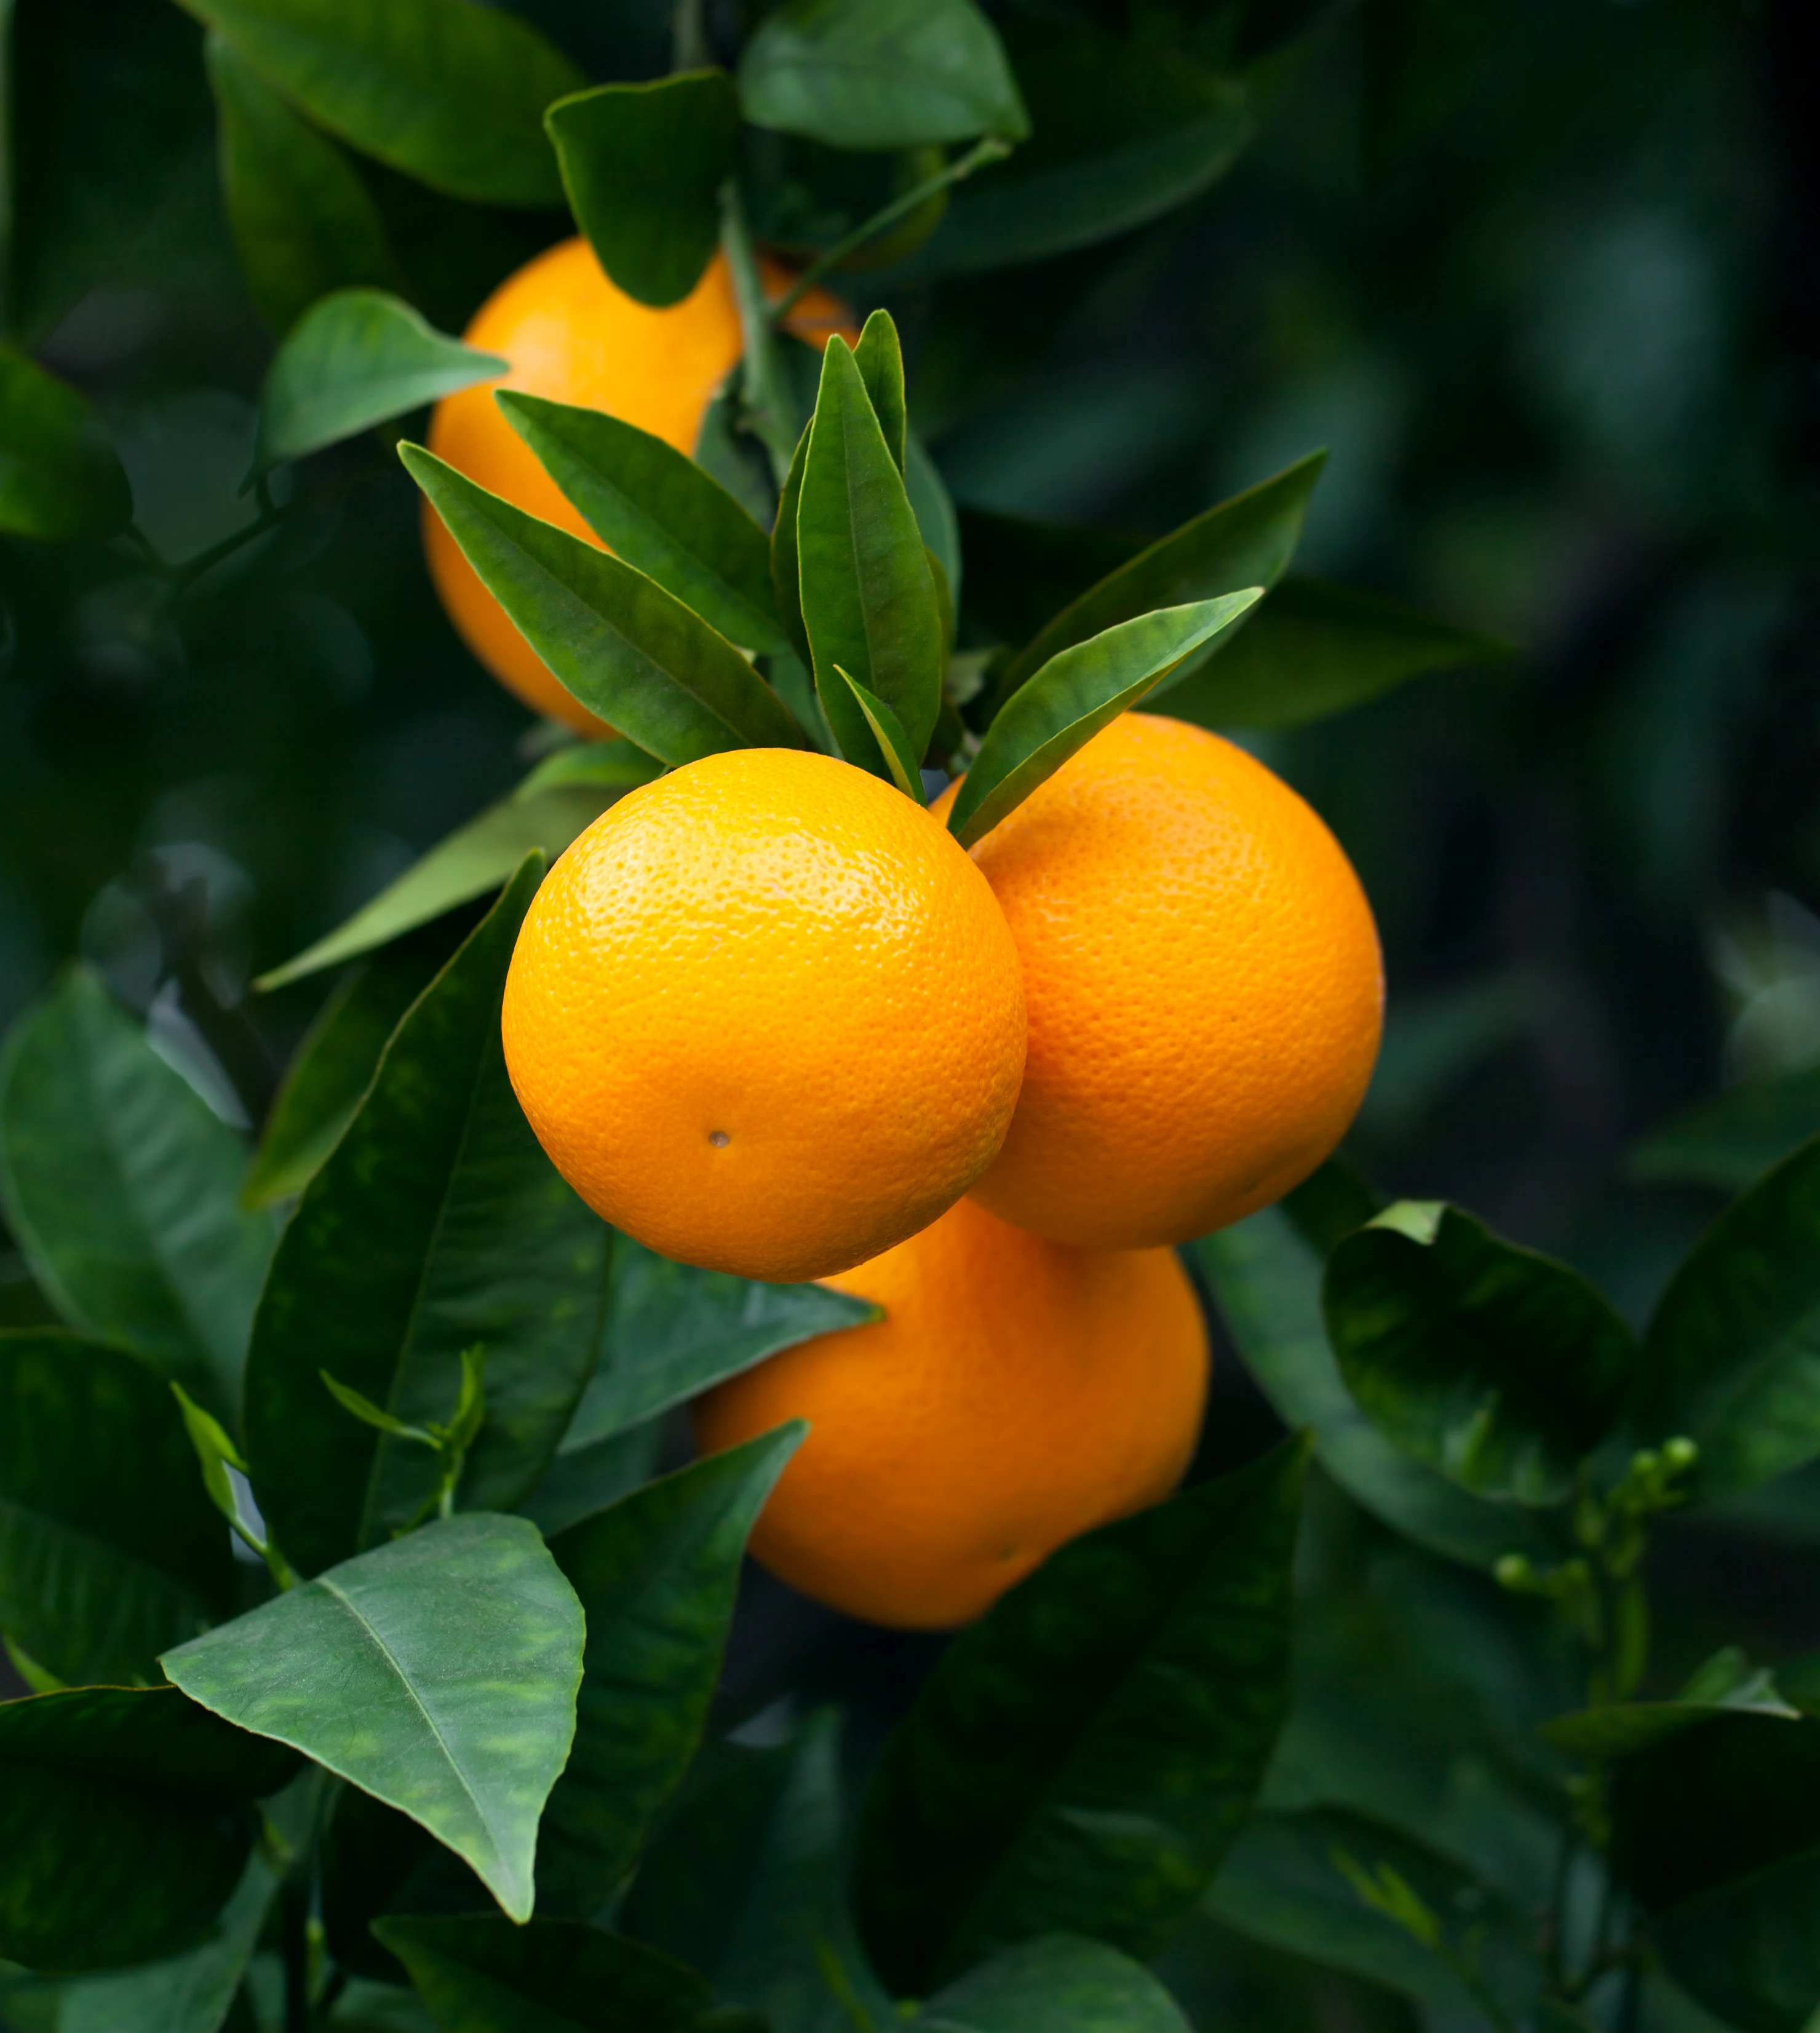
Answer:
[425,239,855,733]
[501,748,1027,1284]
[932,711,1382,1249]
[692,1194,1209,1628]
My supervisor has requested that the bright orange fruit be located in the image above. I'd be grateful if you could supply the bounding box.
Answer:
[501,748,1027,1284]
[425,238,854,733]
[934,710,1383,1248]
[692,1193,1209,1628]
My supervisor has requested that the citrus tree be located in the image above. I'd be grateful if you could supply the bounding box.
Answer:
[1,4,1817,2033]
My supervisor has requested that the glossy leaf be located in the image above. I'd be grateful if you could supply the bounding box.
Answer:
[832,666,923,797]
[558,1236,876,1453]
[739,0,1029,151]
[1324,1202,1636,1505]
[851,310,907,474]
[1544,1647,1800,1759]
[988,453,1325,712]
[0,968,275,1415]
[257,290,503,472]
[163,1513,583,1924]
[497,393,787,655]
[1638,1135,1820,1497]
[946,593,1261,848]
[1162,576,1513,731]
[0,346,132,541]
[244,863,608,1576]
[375,1916,713,2033]
[205,33,395,333]
[0,1331,230,1687]
[536,1429,804,1916]
[1191,1206,1567,1570]
[1627,1067,1820,1195]
[857,1438,1308,1992]
[243,944,449,1207]
[798,335,943,771]
[404,444,805,762]
[0,1687,296,1971]
[908,1935,1193,2032]
[622,1711,893,2033]
[546,74,738,309]
[171,0,584,206]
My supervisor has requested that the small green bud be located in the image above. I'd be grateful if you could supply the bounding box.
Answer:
[1663,1435,1698,1472]
[1495,1554,1535,1593]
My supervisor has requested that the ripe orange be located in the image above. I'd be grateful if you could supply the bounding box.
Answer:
[933,711,1382,1249]
[501,748,1027,1284]
[425,239,854,733]
[691,1194,1209,1628]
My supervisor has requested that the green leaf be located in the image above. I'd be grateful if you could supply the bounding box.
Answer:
[1190,1206,1567,1569]
[557,1237,878,1454]
[244,863,609,1576]
[851,310,907,474]
[1324,1202,1636,1505]
[205,33,395,333]
[519,1421,665,1540]
[171,0,584,207]
[1544,1647,1800,1759]
[1162,576,1514,732]
[253,773,646,992]
[1627,1067,1820,1195]
[621,1711,893,2033]
[256,288,503,472]
[1638,1134,1820,1499]
[1653,1852,1820,2033]
[162,1513,583,1924]
[55,1853,276,2033]
[988,453,1325,714]
[0,1332,231,1687]
[945,593,1261,848]
[403,444,806,763]
[856,1438,1308,1992]
[739,0,1030,151]
[770,421,813,670]
[798,336,944,771]
[907,1935,1193,2032]
[374,1916,713,2033]
[545,74,739,310]
[832,666,923,798]
[496,394,787,656]
[536,1430,804,1916]
[0,345,132,541]
[0,1686,297,1971]
[243,944,450,1207]
[0,968,276,1417]
[905,432,961,608]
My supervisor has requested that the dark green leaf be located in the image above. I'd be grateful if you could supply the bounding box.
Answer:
[205,33,395,333]
[257,290,503,472]
[832,666,923,797]
[403,444,806,763]
[0,346,132,541]
[908,1935,1193,2032]
[536,1429,804,1916]
[0,1331,230,1687]
[1193,1210,1586,1569]
[558,1237,877,1452]
[244,864,608,1576]
[739,0,1029,151]
[1162,576,1513,732]
[851,311,907,474]
[0,968,276,1417]
[945,593,1261,848]
[857,1438,1308,1992]
[545,74,739,310]
[988,453,1325,713]
[770,423,813,670]
[622,1711,893,2033]
[375,1916,713,2033]
[1544,1647,1800,1759]
[1324,1202,1636,1505]
[1654,1852,1820,2033]
[1638,1134,1820,1498]
[163,1513,583,1924]
[0,1687,297,1971]
[243,945,449,1207]
[905,431,961,605]
[171,0,584,207]
[496,394,787,656]
[519,1420,665,1540]
[1627,1068,1820,1195]
[798,336,944,771]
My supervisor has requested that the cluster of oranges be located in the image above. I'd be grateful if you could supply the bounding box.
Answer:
[425,241,1384,1628]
